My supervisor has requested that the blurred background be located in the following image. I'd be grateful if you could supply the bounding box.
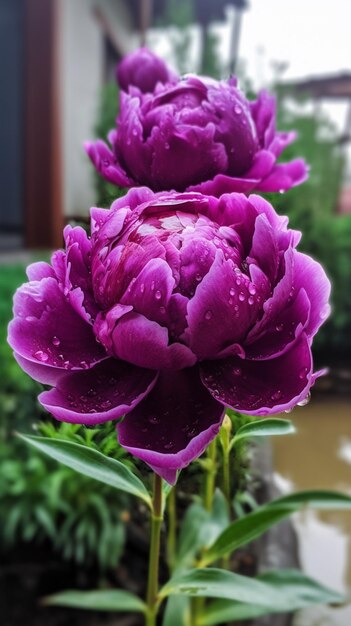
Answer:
[0,1,350,625]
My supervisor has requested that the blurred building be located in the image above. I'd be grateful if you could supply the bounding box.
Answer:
[0,0,147,250]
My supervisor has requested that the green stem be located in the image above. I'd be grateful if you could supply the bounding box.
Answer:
[204,439,217,512]
[166,486,177,571]
[222,446,231,506]
[146,473,163,626]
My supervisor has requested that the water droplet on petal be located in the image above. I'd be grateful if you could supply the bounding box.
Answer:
[52,336,60,346]
[299,367,308,379]
[233,367,242,376]
[297,392,311,407]
[205,310,212,320]
[229,287,235,296]
[140,283,145,293]
[155,290,162,300]
[164,441,174,450]
[236,277,241,286]
[148,415,160,425]
[234,104,242,114]
[271,390,282,401]
[238,292,245,302]
[275,323,284,332]
[101,400,112,410]
[80,360,89,369]
[34,350,49,362]
[248,296,255,305]
[248,284,256,295]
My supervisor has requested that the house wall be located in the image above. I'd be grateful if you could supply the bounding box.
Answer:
[59,0,138,219]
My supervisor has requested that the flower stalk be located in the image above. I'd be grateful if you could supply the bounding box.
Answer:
[166,486,177,571]
[204,439,217,512]
[146,473,163,626]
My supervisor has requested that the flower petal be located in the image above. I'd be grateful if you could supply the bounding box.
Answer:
[256,158,308,192]
[39,358,157,425]
[104,309,196,370]
[293,251,331,337]
[117,367,225,483]
[84,139,133,187]
[201,334,314,415]
[186,251,262,359]
[8,277,106,380]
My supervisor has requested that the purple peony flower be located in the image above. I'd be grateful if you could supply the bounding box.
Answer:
[85,73,308,195]
[116,47,179,94]
[8,188,330,483]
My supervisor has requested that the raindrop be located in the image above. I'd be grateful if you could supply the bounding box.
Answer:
[233,367,242,376]
[34,350,49,362]
[195,273,202,282]
[248,284,256,295]
[248,296,255,305]
[229,287,235,296]
[234,104,242,114]
[275,323,284,332]
[228,297,233,305]
[101,400,112,410]
[52,336,60,346]
[236,277,241,286]
[87,388,97,397]
[271,390,282,401]
[164,441,175,450]
[148,415,160,425]
[155,290,162,300]
[204,310,212,320]
[297,393,311,407]
[299,367,308,379]
[238,292,245,302]
[140,283,145,293]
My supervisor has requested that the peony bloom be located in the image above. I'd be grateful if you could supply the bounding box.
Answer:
[8,188,329,483]
[116,47,179,94]
[85,72,308,195]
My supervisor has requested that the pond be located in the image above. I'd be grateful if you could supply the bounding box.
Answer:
[272,398,351,626]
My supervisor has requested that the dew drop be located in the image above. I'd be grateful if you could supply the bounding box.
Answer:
[229,287,235,296]
[148,415,160,425]
[238,292,245,302]
[87,388,97,397]
[155,290,162,300]
[234,104,242,114]
[228,297,233,305]
[101,400,112,410]
[299,367,308,379]
[233,367,242,376]
[195,273,202,282]
[205,310,212,320]
[248,284,256,295]
[236,277,241,286]
[275,323,284,332]
[34,350,49,362]
[52,336,60,346]
[164,441,175,450]
[151,281,155,290]
[248,296,255,305]
[271,390,282,401]
[140,283,145,294]
[297,392,311,407]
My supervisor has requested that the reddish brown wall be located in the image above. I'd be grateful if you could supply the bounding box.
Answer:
[25,0,63,249]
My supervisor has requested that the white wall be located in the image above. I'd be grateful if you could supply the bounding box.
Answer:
[59,0,138,218]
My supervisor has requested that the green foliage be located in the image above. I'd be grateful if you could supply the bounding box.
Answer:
[265,98,351,357]
[43,589,146,613]
[19,434,152,506]
[231,418,295,447]
[159,567,343,609]
[200,570,345,624]
[0,431,130,570]
[158,0,194,74]
[93,81,127,207]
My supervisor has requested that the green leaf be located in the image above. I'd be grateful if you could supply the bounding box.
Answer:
[18,434,151,507]
[199,569,344,625]
[201,505,292,566]
[271,489,351,510]
[176,490,229,570]
[161,569,343,617]
[162,596,190,626]
[231,418,295,447]
[202,489,351,566]
[42,589,146,613]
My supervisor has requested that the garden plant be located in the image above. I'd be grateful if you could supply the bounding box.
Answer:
[8,48,351,626]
